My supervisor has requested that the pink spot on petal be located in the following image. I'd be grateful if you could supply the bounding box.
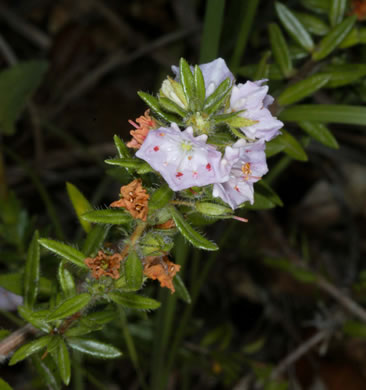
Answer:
[206,163,211,171]
[176,172,183,178]
[153,146,159,151]
[235,186,240,192]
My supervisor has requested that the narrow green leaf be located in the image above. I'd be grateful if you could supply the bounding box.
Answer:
[320,64,366,88]
[104,157,152,174]
[300,0,330,14]
[244,181,283,210]
[312,15,357,61]
[0,378,13,390]
[158,96,187,117]
[66,183,93,233]
[264,258,317,283]
[275,2,314,52]
[0,61,48,135]
[268,23,293,78]
[279,104,366,126]
[257,181,283,207]
[173,274,191,304]
[298,121,338,148]
[148,184,174,212]
[203,78,232,115]
[18,306,51,333]
[329,0,347,26]
[47,293,91,322]
[81,209,132,225]
[24,230,40,308]
[196,202,233,216]
[254,51,271,80]
[82,224,110,257]
[32,355,61,390]
[58,262,76,298]
[200,0,225,63]
[168,206,218,251]
[194,65,206,109]
[179,58,195,108]
[339,27,366,48]
[56,339,71,385]
[278,74,330,106]
[265,136,286,157]
[278,130,308,161]
[9,335,52,365]
[39,239,87,269]
[113,134,131,159]
[293,11,329,36]
[124,250,143,291]
[110,292,161,310]
[67,338,122,359]
[137,91,181,124]
[238,63,284,81]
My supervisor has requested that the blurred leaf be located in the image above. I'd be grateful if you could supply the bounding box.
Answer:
[339,27,366,48]
[329,0,347,26]
[58,262,76,298]
[274,130,308,161]
[149,184,174,212]
[110,292,161,310]
[237,64,284,81]
[137,91,182,125]
[264,258,317,283]
[113,135,131,159]
[200,0,225,63]
[254,51,271,80]
[173,274,191,304]
[104,157,153,174]
[82,224,110,257]
[55,339,71,385]
[67,338,122,359]
[81,209,132,225]
[298,121,338,148]
[66,182,93,233]
[268,23,293,78]
[244,181,283,210]
[312,15,357,61]
[124,250,143,291]
[300,0,330,14]
[32,355,61,390]
[0,378,13,390]
[265,136,286,157]
[243,338,265,354]
[24,231,40,309]
[0,272,51,296]
[39,239,87,269]
[169,206,218,251]
[194,65,206,108]
[46,293,91,322]
[9,335,52,365]
[321,64,366,88]
[343,320,366,338]
[278,74,330,106]
[293,11,329,36]
[0,61,48,135]
[18,306,51,333]
[280,104,366,126]
[275,2,314,52]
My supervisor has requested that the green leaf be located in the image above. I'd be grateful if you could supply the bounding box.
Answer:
[244,181,282,210]
[339,27,366,48]
[0,378,13,390]
[224,115,257,128]
[203,78,232,115]
[110,292,161,310]
[113,134,131,159]
[275,130,308,161]
[137,91,182,124]
[55,339,71,385]
[46,293,91,322]
[82,224,110,257]
[277,74,330,106]
[179,58,195,108]
[0,272,51,297]
[104,157,153,174]
[168,206,218,251]
[265,136,286,157]
[298,121,338,149]
[39,239,87,269]
[148,184,174,212]
[254,51,271,80]
[329,0,347,27]
[293,11,329,36]
[18,306,52,333]
[0,61,48,135]
[24,231,40,309]
[81,209,132,225]
[264,258,317,283]
[268,23,293,78]
[275,2,314,52]
[173,274,191,304]
[58,262,76,298]
[343,320,366,338]
[300,0,330,14]
[9,335,52,365]
[279,104,366,126]
[196,202,233,216]
[312,15,357,61]
[237,64,284,81]
[320,64,366,88]
[67,338,122,359]
[66,182,93,233]
[158,96,187,117]
[194,65,206,109]
[32,355,61,390]
[124,250,143,291]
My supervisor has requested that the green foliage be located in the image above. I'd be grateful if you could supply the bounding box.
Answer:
[110,292,161,310]
[24,231,40,308]
[46,293,91,321]
[269,23,293,78]
[81,208,132,225]
[67,338,122,359]
[66,182,93,233]
[9,335,53,365]
[124,250,144,291]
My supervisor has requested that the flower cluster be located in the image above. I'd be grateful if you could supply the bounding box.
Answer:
[129,58,283,209]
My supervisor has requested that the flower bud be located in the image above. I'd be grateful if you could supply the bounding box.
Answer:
[195,202,233,216]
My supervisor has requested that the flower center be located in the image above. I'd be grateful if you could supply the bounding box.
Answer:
[241,162,251,179]
[181,141,193,152]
